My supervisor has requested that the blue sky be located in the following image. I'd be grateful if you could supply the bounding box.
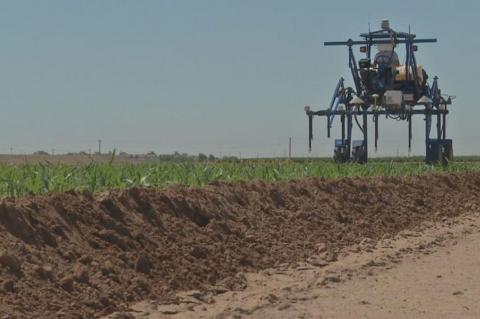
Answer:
[0,0,478,157]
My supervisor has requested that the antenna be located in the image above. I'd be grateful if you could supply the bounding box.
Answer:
[368,13,371,33]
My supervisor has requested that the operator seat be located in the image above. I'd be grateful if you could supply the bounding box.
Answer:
[373,43,400,68]
[371,43,399,93]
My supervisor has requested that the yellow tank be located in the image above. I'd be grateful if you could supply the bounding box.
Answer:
[395,65,424,83]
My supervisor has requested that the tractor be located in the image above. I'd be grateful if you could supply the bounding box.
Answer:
[305,20,454,164]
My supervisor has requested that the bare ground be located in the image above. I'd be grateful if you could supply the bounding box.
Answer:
[110,211,480,319]
[0,173,479,318]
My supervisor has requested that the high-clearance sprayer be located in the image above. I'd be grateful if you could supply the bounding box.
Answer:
[305,20,454,164]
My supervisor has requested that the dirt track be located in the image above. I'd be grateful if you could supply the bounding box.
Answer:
[142,211,479,319]
[0,173,479,318]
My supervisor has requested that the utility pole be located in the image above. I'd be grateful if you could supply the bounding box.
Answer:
[288,137,292,158]
[98,140,102,155]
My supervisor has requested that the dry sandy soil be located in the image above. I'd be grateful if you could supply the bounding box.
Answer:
[0,173,479,318]
[123,211,479,319]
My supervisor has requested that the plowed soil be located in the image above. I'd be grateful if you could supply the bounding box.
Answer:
[0,173,479,318]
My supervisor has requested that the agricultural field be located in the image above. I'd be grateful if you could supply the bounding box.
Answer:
[0,154,480,318]
[0,156,479,197]
[0,156,479,318]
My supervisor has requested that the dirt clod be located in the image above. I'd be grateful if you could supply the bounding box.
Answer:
[111,313,135,319]
[33,265,55,281]
[2,279,15,293]
[135,254,151,274]
[73,264,89,283]
[59,276,74,292]
[101,260,115,276]
[219,272,248,291]
[0,253,21,274]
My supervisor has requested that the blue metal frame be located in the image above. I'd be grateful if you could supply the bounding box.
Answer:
[326,77,344,138]
[327,32,433,100]
[326,78,355,138]
[306,23,452,163]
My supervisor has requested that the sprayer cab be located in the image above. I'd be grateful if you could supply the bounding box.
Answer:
[356,22,430,110]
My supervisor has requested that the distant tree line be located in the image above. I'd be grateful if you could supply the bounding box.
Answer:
[33,150,239,162]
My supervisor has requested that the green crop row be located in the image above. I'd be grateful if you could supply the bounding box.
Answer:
[0,159,479,198]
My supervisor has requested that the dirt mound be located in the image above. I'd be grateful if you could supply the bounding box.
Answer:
[0,173,479,318]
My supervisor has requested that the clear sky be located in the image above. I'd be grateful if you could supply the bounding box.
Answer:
[0,0,478,157]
